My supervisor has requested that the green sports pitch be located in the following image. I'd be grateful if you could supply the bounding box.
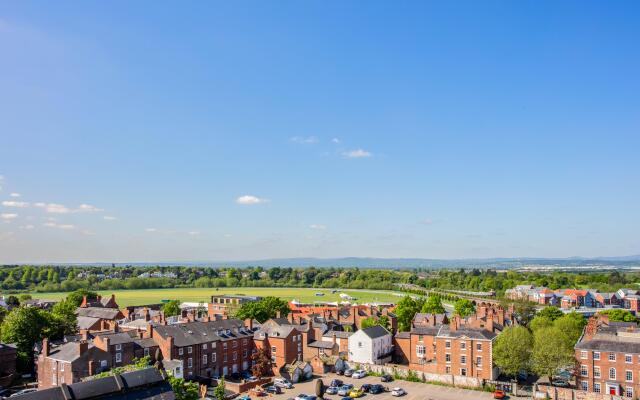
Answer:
[28,287,406,307]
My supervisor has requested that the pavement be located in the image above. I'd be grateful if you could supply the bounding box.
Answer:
[270,373,496,400]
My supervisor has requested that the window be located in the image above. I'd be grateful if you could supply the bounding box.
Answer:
[594,351,600,360]
[476,343,482,351]
[270,356,276,363]
[52,373,57,385]
[626,387,633,398]
[188,358,193,368]
[297,335,301,341]
[271,346,277,354]
[203,354,208,364]
[418,335,423,342]
[460,368,467,376]
[297,343,302,352]
[179,348,184,356]
[101,360,108,368]
[243,350,248,358]
[625,354,632,363]
[116,344,122,351]
[580,365,588,377]
[243,339,247,345]
[233,352,237,361]
[223,343,228,350]
[460,355,466,365]
[445,341,451,349]
[416,345,425,357]
[358,342,363,348]
[580,351,588,359]
[293,335,296,342]
[460,341,466,350]
[445,366,451,374]
[581,381,588,391]
[60,363,64,372]
[594,383,601,394]
[609,368,616,380]
[445,354,451,362]
[203,343,208,350]
[594,367,601,378]
[626,370,633,382]
[144,348,149,357]
[476,356,482,366]
[609,353,616,362]
[212,353,216,362]
[116,353,122,363]
[233,341,237,348]
[188,346,193,354]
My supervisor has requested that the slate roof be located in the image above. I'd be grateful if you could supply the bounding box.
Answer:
[308,340,335,349]
[576,323,640,354]
[11,367,174,400]
[153,319,253,347]
[77,316,101,330]
[322,331,353,339]
[413,313,447,326]
[47,342,108,363]
[134,338,158,349]
[394,332,410,339]
[254,319,296,339]
[410,326,441,336]
[94,331,139,345]
[77,307,121,320]
[437,325,497,340]
[361,325,390,339]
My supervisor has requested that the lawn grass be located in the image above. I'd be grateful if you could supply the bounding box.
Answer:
[28,287,406,307]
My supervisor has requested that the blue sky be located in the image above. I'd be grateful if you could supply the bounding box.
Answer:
[0,1,638,263]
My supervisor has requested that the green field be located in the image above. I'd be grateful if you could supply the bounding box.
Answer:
[28,287,406,307]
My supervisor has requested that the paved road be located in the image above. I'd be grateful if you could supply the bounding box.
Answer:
[275,373,495,400]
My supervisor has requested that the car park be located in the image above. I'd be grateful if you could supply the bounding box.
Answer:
[294,395,317,400]
[338,384,354,396]
[330,379,344,388]
[360,384,371,393]
[266,386,283,395]
[352,370,367,379]
[390,388,406,397]
[326,386,338,395]
[344,369,355,377]
[341,397,352,400]
[381,374,393,382]
[349,388,364,398]
[493,390,506,399]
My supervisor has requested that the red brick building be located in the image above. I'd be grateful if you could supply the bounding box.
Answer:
[575,315,640,397]
[253,318,302,373]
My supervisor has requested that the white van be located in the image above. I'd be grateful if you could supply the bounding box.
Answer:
[274,378,293,389]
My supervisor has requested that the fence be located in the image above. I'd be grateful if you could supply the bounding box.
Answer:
[534,384,627,400]
[362,363,483,388]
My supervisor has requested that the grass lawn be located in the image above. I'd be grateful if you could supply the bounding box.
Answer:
[28,287,407,307]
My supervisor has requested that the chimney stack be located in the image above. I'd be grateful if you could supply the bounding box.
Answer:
[143,308,150,321]
[450,316,459,332]
[78,340,89,356]
[42,338,50,357]
[276,311,281,319]
[80,329,89,341]
[245,318,253,330]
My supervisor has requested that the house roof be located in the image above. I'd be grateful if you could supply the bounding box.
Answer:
[322,331,353,339]
[77,307,121,320]
[437,325,497,340]
[94,331,139,345]
[77,316,101,330]
[361,325,390,339]
[254,319,296,339]
[153,319,252,347]
[47,342,108,363]
[308,340,335,349]
[11,367,174,400]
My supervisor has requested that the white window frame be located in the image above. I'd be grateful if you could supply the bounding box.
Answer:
[188,346,193,354]
[594,383,601,394]
[115,344,122,351]
[625,354,632,363]
[144,348,150,357]
[626,387,633,398]
[609,368,616,380]
[580,365,588,377]
[593,351,600,360]
[188,357,193,368]
[626,370,633,382]
[203,343,207,350]
[212,353,216,362]
[203,354,208,365]
[179,348,184,356]
[476,356,482,366]
[580,351,588,359]
[476,343,482,351]
[460,355,466,365]
[116,353,122,363]
[416,345,425,357]
[581,381,588,391]
[594,366,601,378]
[445,353,451,363]
[609,353,616,362]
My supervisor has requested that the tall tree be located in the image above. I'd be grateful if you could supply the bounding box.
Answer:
[531,326,575,381]
[421,296,445,314]
[536,306,564,321]
[493,326,533,377]
[1,306,55,371]
[395,296,424,332]
[162,300,181,317]
[251,347,272,378]
[453,298,476,318]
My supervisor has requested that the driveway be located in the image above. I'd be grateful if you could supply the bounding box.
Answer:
[274,372,495,400]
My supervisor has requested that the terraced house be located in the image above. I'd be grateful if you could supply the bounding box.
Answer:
[151,318,257,379]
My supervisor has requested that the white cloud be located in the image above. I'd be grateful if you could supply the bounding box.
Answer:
[291,136,319,144]
[309,224,327,230]
[43,222,75,230]
[1,213,18,220]
[2,201,29,208]
[342,149,372,158]
[145,228,157,232]
[236,195,268,205]
[331,138,341,144]
[188,231,200,236]
[20,224,35,230]
[9,192,20,197]
[103,216,117,221]
[34,202,103,214]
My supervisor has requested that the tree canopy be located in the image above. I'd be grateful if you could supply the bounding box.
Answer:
[536,306,564,321]
[531,326,575,380]
[395,296,425,331]
[598,309,638,322]
[493,326,534,377]
[162,300,181,317]
[235,297,290,323]
[421,295,445,314]
[453,298,475,318]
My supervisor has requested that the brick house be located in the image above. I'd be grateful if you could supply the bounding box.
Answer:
[208,295,262,318]
[93,330,159,367]
[76,307,125,333]
[37,338,112,389]
[152,318,256,379]
[575,315,640,397]
[253,318,302,373]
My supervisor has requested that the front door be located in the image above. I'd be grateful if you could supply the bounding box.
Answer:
[609,386,617,395]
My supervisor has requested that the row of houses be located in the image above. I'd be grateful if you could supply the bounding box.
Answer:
[505,285,640,312]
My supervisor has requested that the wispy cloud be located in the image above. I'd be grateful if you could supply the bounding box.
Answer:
[20,224,34,230]
[1,213,18,220]
[236,195,268,205]
[342,149,372,158]
[103,216,117,221]
[34,202,103,214]
[331,138,341,144]
[2,201,29,208]
[188,231,200,236]
[309,224,327,230]
[291,136,319,144]
[43,222,75,230]
[145,228,157,232]
[9,193,20,198]
[422,218,434,225]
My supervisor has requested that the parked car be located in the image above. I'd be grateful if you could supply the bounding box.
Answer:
[552,380,570,388]
[242,371,258,381]
[360,384,371,393]
[344,369,355,377]
[336,369,345,376]
[275,378,294,389]
[349,388,364,398]
[391,388,406,397]
[380,374,393,382]
[330,379,344,388]
[369,384,384,394]
[326,386,339,395]
[266,386,283,395]
[352,370,367,379]
[341,397,352,400]
[493,390,506,399]
[338,384,354,396]
[238,395,251,400]
[294,395,317,400]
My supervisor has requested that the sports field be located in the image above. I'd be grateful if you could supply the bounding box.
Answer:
[29,287,406,307]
